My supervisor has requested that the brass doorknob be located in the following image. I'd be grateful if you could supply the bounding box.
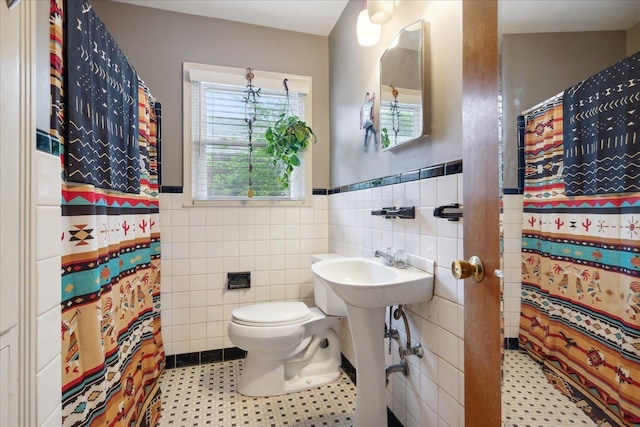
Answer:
[451,256,484,282]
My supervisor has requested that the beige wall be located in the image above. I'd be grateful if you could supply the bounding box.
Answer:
[328,1,463,188]
[91,1,331,189]
[36,1,50,131]
[501,31,627,188]
[628,22,640,54]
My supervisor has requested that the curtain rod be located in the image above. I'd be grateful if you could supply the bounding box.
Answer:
[521,90,564,116]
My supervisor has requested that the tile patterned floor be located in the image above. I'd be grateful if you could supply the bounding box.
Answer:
[502,350,596,427]
[158,351,596,426]
[158,358,356,426]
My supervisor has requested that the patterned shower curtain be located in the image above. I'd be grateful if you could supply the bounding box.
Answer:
[51,1,164,425]
[519,92,640,424]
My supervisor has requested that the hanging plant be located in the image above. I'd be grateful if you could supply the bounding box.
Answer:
[381,128,391,149]
[265,79,316,189]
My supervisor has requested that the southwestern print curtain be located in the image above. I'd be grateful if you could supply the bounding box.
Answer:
[520,97,640,425]
[51,1,164,425]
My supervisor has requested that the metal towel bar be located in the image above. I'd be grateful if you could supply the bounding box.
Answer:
[371,206,415,219]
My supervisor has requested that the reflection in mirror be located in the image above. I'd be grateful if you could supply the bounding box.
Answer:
[379,20,429,150]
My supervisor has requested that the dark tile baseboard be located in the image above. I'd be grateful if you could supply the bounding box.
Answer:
[328,159,462,195]
[388,408,403,427]
[164,347,247,369]
[341,353,357,385]
[504,337,519,350]
[36,129,60,156]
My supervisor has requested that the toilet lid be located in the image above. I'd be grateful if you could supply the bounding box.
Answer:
[231,302,312,327]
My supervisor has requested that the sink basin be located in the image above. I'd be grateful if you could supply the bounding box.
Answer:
[311,257,434,308]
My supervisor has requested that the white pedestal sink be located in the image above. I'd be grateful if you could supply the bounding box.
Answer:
[311,257,434,427]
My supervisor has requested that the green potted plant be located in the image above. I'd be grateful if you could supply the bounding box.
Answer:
[381,128,391,149]
[265,113,316,189]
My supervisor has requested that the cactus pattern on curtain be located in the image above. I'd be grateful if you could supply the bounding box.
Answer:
[520,98,640,426]
[50,1,164,425]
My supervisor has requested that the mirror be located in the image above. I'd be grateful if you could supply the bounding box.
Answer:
[379,20,429,150]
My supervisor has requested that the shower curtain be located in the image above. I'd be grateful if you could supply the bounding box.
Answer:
[51,1,164,425]
[520,55,640,426]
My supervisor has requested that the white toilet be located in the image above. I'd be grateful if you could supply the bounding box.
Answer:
[228,254,347,397]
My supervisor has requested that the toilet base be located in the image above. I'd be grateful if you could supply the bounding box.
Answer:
[237,329,341,397]
[238,364,340,397]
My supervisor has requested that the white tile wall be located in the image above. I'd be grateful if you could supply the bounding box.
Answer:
[159,194,329,356]
[503,193,523,339]
[35,151,62,426]
[328,174,465,427]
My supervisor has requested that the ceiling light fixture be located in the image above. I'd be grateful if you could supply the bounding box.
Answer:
[367,0,394,25]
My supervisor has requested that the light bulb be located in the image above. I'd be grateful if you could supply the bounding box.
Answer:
[357,9,381,47]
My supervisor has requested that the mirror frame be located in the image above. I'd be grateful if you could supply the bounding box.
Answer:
[379,20,430,151]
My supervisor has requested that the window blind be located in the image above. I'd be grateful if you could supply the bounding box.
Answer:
[191,81,307,200]
[379,102,423,145]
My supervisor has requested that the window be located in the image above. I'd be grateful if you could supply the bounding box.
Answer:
[183,63,312,205]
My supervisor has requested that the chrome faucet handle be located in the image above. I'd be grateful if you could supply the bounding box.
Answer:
[374,249,394,265]
[394,249,408,269]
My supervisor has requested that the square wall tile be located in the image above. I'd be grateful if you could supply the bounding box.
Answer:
[37,206,61,261]
[170,194,184,210]
[36,151,61,206]
[37,306,60,372]
[437,175,458,206]
[437,329,459,368]
[171,210,189,226]
[36,356,61,426]
[37,256,61,315]
[438,358,459,400]
[438,387,460,427]
[188,209,207,226]
[41,404,62,427]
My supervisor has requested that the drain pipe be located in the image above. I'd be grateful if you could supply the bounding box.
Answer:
[385,308,400,354]
[385,305,425,385]
[393,305,424,358]
[385,359,407,385]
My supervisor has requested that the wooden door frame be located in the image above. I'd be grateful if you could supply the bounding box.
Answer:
[462,1,502,426]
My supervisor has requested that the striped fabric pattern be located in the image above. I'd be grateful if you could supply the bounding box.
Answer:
[520,100,640,426]
[51,1,164,425]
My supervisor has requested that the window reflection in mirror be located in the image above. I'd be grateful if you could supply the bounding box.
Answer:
[379,20,429,150]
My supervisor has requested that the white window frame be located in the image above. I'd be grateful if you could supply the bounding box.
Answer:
[183,62,313,207]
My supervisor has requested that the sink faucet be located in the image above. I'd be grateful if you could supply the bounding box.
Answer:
[374,249,407,268]
[385,359,408,385]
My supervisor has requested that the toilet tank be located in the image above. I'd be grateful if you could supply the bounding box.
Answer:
[311,253,347,316]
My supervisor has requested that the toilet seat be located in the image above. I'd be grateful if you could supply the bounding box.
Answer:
[231,301,312,327]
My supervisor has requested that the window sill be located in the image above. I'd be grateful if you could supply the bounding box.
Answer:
[185,197,312,208]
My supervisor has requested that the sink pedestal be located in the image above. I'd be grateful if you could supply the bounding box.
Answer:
[345,304,388,427]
